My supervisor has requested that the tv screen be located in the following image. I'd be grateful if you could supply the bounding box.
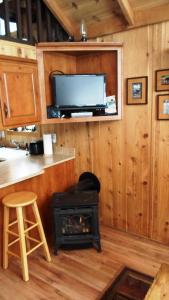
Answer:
[51,74,106,110]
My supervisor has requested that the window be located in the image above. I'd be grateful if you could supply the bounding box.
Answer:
[8,125,38,133]
[0,17,5,36]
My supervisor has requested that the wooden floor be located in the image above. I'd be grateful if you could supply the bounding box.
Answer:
[1,226,169,300]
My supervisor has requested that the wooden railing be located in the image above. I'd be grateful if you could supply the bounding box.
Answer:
[144,264,169,300]
[0,0,68,45]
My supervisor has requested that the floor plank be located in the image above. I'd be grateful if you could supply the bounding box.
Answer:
[1,226,169,300]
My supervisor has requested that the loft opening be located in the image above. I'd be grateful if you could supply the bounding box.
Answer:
[0,0,68,45]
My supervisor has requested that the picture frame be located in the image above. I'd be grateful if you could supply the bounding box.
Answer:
[126,76,148,105]
[157,94,169,120]
[156,69,169,92]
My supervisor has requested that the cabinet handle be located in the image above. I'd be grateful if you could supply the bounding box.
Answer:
[4,103,8,118]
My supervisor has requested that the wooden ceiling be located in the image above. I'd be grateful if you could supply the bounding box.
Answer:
[43,0,169,39]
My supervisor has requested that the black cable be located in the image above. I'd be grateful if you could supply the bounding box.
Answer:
[49,70,64,79]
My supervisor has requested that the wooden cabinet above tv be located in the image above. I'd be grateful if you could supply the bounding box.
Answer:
[36,42,123,123]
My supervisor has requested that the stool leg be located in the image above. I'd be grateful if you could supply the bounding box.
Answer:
[16,207,29,282]
[3,206,9,269]
[32,201,51,262]
[22,207,30,251]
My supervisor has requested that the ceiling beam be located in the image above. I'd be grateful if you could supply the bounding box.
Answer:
[42,0,76,38]
[116,0,135,26]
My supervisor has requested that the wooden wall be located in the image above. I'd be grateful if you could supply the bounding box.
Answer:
[1,25,169,246]
[0,40,36,59]
[41,21,169,246]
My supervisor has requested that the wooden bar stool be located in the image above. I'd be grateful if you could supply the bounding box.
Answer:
[2,191,51,282]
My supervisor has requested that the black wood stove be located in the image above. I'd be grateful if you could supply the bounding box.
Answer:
[51,172,101,254]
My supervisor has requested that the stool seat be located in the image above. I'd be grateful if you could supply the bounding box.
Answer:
[2,191,37,207]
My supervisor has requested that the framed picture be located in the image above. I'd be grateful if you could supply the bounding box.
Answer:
[157,94,169,120]
[156,69,169,91]
[126,76,148,105]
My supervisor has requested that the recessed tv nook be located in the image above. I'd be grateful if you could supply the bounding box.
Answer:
[36,42,122,123]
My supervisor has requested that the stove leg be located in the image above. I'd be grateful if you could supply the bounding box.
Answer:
[93,240,101,252]
[54,247,59,255]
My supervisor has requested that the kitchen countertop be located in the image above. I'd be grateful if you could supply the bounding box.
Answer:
[0,148,75,189]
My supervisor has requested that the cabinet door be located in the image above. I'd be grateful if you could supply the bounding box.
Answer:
[0,58,41,127]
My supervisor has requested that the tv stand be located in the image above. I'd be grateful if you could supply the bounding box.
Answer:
[36,42,122,124]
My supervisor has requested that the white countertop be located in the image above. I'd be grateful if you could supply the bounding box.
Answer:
[0,147,75,188]
[0,147,27,161]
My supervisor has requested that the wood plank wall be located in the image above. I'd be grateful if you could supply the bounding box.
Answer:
[1,24,168,246]
[151,23,169,244]
[41,21,169,246]
[0,40,36,59]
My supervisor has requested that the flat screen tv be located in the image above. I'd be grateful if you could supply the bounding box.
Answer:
[51,74,106,111]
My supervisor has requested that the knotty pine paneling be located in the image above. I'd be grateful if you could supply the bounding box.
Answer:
[100,22,169,243]
[44,52,76,106]
[151,22,169,244]
[107,26,153,237]
[0,40,36,59]
[41,21,169,245]
[76,52,117,97]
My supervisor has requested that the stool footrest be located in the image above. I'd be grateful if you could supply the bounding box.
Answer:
[9,220,18,227]
[7,230,19,237]
[8,250,20,258]
[24,219,35,225]
[26,241,44,256]
[26,235,41,244]
[24,222,38,233]
[8,238,20,247]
